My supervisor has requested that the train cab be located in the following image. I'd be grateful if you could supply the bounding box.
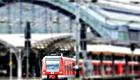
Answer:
[41,52,73,80]
[42,55,61,80]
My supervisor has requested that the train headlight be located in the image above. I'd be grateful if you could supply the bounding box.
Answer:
[43,71,46,74]
[59,71,63,74]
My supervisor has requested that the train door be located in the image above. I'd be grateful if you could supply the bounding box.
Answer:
[117,63,123,75]
[104,64,112,75]
[93,64,100,75]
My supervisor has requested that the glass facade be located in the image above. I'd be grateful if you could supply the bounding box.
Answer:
[0,3,73,34]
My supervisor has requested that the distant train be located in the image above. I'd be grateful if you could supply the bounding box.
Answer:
[41,44,140,80]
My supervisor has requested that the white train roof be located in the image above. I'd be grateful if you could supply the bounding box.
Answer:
[87,44,140,55]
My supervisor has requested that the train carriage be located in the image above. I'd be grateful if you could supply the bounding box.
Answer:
[41,44,140,80]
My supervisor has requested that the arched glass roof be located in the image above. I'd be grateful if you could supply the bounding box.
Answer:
[0,2,74,33]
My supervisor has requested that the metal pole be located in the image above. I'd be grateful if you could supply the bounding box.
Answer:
[26,41,29,79]
[125,55,128,76]
[10,48,12,80]
[75,18,80,78]
[74,0,81,79]
[18,0,22,78]
[80,22,88,78]
[112,54,115,76]
[18,49,22,79]
[138,56,140,75]
[131,51,134,79]
[7,1,12,79]
[130,43,136,80]
[25,22,31,78]
[100,53,104,78]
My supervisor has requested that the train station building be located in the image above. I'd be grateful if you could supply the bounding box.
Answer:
[0,0,140,79]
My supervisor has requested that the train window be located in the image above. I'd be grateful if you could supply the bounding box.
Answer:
[115,56,125,61]
[125,56,138,61]
[92,54,99,60]
[133,56,138,61]
[93,66,96,71]
[93,65,100,75]
[45,57,60,72]
[123,65,126,74]
[131,65,138,72]
[134,65,139,70]
[46,57,60,61]
[128,65,133,72]
[92,54,113,60]
[104,55,112,60]
[114,65,117,74]
[46,63,59,72]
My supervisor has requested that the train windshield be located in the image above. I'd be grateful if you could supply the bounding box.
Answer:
[46,57,60,72]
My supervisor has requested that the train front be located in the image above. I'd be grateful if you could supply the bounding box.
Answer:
[42,56,61,80]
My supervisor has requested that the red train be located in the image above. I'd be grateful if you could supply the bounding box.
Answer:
[41,45,140,80]
[42,56,139,80]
